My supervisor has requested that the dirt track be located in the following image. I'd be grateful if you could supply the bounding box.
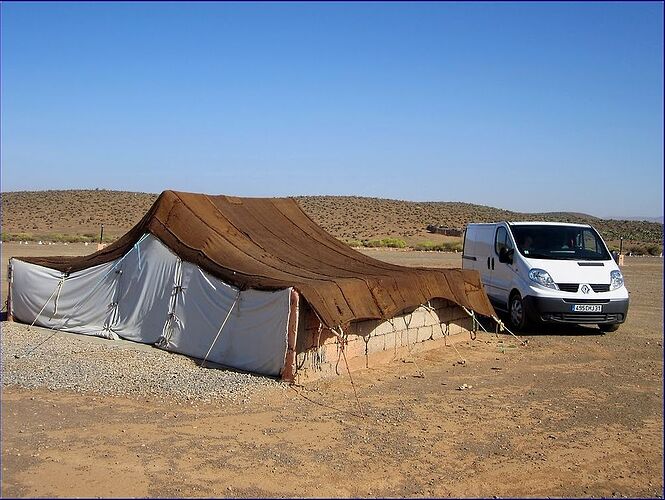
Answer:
[1,245,663,498]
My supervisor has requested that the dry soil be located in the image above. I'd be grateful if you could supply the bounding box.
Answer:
[1,244,663,498]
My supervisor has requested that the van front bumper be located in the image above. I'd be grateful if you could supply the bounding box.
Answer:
[524,296,629,325]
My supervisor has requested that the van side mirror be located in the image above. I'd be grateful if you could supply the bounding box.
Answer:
[499,247,514,264]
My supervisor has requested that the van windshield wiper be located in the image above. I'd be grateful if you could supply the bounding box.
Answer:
[523,252,552,259]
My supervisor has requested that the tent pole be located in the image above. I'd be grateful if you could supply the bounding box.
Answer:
[6,260,13,322]
[280,289,299,383]
[201,290,240,368]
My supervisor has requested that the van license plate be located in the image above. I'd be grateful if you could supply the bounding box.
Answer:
[572,304,602,312]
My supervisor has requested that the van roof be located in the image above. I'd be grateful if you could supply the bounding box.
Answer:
[507,221,592,228]
[466,221,593,228]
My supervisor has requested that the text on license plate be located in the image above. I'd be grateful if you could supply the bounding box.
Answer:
[572,304,602,312]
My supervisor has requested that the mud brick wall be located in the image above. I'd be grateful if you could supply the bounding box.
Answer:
[294,298,474,383]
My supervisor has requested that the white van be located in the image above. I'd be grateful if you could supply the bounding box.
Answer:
[462,222,629,332]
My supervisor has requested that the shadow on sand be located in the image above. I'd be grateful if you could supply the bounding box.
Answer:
[477,313,607,339]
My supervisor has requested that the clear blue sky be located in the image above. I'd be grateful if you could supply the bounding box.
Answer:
[1,2,663,218]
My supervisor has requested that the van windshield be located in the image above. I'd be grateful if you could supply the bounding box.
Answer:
[510,224,611,261]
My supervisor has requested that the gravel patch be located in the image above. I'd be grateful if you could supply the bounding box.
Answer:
[1,322,285,403]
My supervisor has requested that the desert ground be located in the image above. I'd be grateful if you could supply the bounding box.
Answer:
[1,242,662,498]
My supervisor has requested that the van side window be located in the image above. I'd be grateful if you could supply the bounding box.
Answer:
[583,230,599,253]
[494,227,514,255]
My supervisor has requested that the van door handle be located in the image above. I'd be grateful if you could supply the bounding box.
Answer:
[487,257,491,269]
[491,257,495,270]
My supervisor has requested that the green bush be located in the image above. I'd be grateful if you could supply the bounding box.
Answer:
[1,232,111,244]
[1,232,35,242]
[625,243,649,256]
[345,238,464,252]
[414,241,463,252]
[646,244,662,256]
[366,238,406,249]
[608,241,662,256]
[49,233,84,243]
[414,241,444,251]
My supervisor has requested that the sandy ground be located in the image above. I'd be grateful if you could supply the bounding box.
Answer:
[1,243,663,498]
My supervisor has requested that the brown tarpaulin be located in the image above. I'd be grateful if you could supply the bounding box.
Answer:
[20,190,495,327]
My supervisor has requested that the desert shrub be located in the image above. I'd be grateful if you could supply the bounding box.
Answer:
[625,243,648,256]
[1,232,35,242]
[346,239,364,247]
[1,232,115,244]
[48,233,83,243]
[414,241,463,252]
[646,244,662,256]
[365,238,407,248]
[442,241,463,252]
[414,241,445,251]
[382,238,407,248]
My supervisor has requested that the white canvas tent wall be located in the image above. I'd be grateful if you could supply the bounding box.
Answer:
[10,234,292,376]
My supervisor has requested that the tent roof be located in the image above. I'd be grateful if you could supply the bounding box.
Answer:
[19,190,495,327]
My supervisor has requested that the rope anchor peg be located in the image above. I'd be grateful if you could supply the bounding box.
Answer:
[331,325,364,418]
[460,306,528,347]
[492,315,528,346]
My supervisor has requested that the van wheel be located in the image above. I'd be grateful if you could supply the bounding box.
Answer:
[509,292,529,331]
[599,323,620,333]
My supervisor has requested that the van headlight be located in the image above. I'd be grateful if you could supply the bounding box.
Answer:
[610,270,624,290]
[528,268,559,290]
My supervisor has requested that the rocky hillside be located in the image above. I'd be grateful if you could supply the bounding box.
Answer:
[1,190,662,253]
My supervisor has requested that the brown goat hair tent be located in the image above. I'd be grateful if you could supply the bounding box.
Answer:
[9,190,495,380]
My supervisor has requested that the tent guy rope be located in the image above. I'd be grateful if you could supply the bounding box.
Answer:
[330,325,365,418]
[14,275,67,359]
[201,289,241,368]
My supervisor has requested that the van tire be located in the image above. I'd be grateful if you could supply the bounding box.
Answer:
[509,292,529,331]
[599,323,620,333]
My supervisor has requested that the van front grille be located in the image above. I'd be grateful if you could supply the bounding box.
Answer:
[557,283,579,293]
[557,283,611,293]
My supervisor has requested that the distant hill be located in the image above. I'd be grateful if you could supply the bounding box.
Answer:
[295,196,662,246]
[605,215,664,224]
[1,191,662,251]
